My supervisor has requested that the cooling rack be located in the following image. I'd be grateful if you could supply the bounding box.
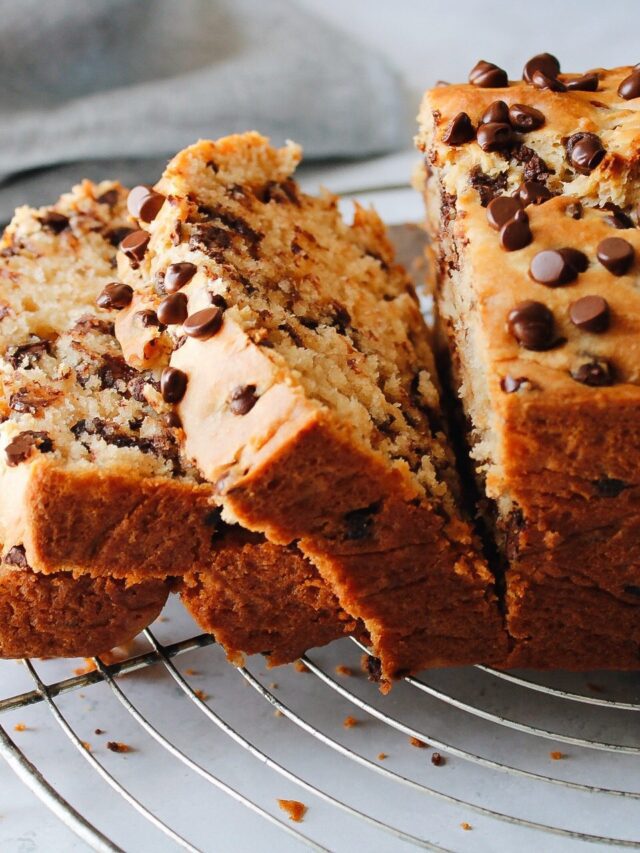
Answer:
[1,180,639,852]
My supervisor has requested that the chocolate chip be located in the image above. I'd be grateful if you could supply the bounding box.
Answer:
[571,359,613,386]
[476,122,512,152]
[127,186,165,223]
[469,167,508,206]
[508,300,555,350]
[481,100,509,125]
[566,132,606,174]
[165,262,197,293]
[565,72,599,92]
[597,237,635,275]
[530,249,582,286]
[468,60,508,88]
[602,203,634,229]
[160,367,187,403]
[210,293,228,310]
[96,282,134,310]
[510,143,553,183]
[501,375,528,393]
[4,545,29,568]
[500,209,532,251]
[569,295,610,332]
[618,70,640,100]
[516,181,552,206]
[104,226,135,247]
[6,339,50,370]
[523,53,560,83]
[564,202,582,221]
[442,112,475,145]
[135,309,161,328]
[508,103,545,132]
[559,247,588,273]
[229,384,258,415]
[531,69,567,92]
[163,411,182,429]
[120,230,150,265]
[594,477,628,497]
[431,753,445,766]
[486,195,522,230]
[97,188,119,207]
[39,212,70,234]
[5,430,53,466]
[343,502,381,540]
[157,293,188,326]
[183,307,224,340]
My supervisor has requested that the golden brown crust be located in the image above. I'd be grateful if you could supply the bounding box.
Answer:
[0,563,169,658]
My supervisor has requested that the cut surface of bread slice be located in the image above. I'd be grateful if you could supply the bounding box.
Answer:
[0,182,352,664]
[417,60,640,667]
[114,133,507,681]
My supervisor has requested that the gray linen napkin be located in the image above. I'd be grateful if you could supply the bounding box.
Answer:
[0,0,411,220]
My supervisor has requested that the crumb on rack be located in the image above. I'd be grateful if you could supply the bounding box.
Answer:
[377,752,388,761]
[184,668,199,676]
[293,661,309,674]
[550,750,565,760]
[409,737,427,748]
[278,799,307,822]
[194,689,209,701]
[274,709,284,718]
[13,723,27,732]
[335,665,352,677]
[82,741,92,752]
[74,659,96,676]
[94,728,105,735]
[460,821,472,831]
[431,752,445,766]
[269,682,278,690]
[343,715,358,729]
[107,741,131,753]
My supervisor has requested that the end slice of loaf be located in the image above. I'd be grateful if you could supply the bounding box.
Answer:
[114,133,507,681]
[417,62,640,667]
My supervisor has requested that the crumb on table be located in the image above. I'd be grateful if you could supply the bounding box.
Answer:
[431,752,445,766]
[106,741,131,754]
[550,750,565,760]
[343,715,358,729]
[460,821,472,831]
[274,709,284,718]
[335,665,352,677]
[13,723,27,732]
[409,737,427,748]
[94,728,105,736]
[377,752,388,761]
[184,668,199,676]
[277,799,307,822]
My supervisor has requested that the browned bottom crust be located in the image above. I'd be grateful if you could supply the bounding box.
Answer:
[0,565,169,658]
[504,574,640,669]
[179,528,357,666]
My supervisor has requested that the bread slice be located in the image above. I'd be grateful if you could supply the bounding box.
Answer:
[114,133,507,682]
[0,182,353,664]
[417,60,640,667]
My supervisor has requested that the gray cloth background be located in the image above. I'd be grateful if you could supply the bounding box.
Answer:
[0,0,411,221]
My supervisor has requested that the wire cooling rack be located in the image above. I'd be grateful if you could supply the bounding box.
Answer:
[1,181,639,852]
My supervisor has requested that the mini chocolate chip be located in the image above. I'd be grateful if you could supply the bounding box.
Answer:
[508,300,555,350]
[571,359,613,386]
[486,195,522,230]
[476,122,512,152]
[566,132,605,174]
[469,60,508,88]
[127,185,166,223]
[500,209,532,251]
[135,309,161,328]
[508,103,545,131]
[210,293,228,310]
[618,70,640,100]
[559,247,588,273]
[5,431,53,466]
[157,293,188,326]
[183,307,224,340]
[531,69,567,92]
[431,753,445,767]
[39,212,70,234]
[597,237,635,275]
[595,477,628,497]
[442,112,475,145]
[501,375,528,393]
[565,201,583,219]
[96,282,134,310]
[165,262,197,293]
[517,180,552,206]
[120,229,150,265]
[229,384,258,415]
[160,367,188,403]
[530,249,580,286]
[481,100,509,125]
[523,53,560,83]
[569,295,610,332]
[565,72,599,92]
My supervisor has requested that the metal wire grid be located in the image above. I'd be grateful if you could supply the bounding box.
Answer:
[1,615,639,853]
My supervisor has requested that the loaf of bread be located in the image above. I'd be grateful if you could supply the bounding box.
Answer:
[417,58,640,667]
[113,133,507,682]
[0,182,353,663]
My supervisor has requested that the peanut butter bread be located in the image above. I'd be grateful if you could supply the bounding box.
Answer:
[114,133,507,682]
[417,58,640,667]
[0,182,351,664]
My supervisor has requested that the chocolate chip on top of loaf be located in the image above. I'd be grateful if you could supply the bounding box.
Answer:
[417,58,640,668]
[113,133,507,682]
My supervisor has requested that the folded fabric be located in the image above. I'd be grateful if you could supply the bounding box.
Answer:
[0,0,411,220]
